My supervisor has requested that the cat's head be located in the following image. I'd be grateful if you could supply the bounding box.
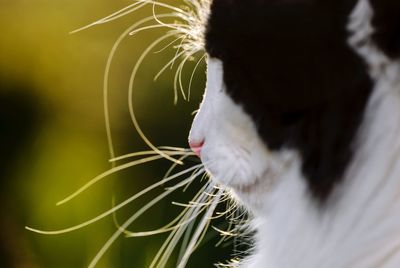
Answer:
[189,0,400,209]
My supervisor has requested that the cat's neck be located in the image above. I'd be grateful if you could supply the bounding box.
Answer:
[244,63,400,268]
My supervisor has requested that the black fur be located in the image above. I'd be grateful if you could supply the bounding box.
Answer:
[205,0,375,202]
[369,0,400,59]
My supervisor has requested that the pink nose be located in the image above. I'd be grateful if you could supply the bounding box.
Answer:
[189,140,204,157]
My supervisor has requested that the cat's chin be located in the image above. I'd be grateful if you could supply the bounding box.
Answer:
[228,178,273,212]
[229,174,273,195]
[229,186,258,209]
[204,168,264,211]
[231,180,261,194]
[202,149,300,212]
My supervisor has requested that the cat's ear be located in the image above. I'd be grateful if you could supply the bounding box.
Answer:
[369,0,400,59]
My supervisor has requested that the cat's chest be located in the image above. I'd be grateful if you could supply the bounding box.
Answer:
[248,172,400,268]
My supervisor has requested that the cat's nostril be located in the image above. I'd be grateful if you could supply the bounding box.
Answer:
[189,140,205,157]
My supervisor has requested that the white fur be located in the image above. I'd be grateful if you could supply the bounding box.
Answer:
[348,0,400,81]
[189,58,298,212]
[190,0,400,267]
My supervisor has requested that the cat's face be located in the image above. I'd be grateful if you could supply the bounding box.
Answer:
[189,57,297,209]
[189,0,400,208]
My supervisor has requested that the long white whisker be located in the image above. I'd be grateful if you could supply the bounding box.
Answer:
[177,188,223,268]
[177,211,197,262]
[173,50,196,102]
[163,154,193,182]
[25,164,203,235]
[110,150,193,163]
[165,168,204,191]
[188,53,206,100]
[151,3,192,35]
[154,49,187,82]
[64,1,217,267]
[128,31,186,164]
[158,146,192,152]
[138,0,191,16]
[123,205,207,238]
[151,183,211,268]
[56,154,176,206]
[213,203,239,220]
[103,14,182,164]
[191,213,212,253]
[88,188,173,268]
[129,23,188,36]
[171,35,189,69]
[176,52,193,101]
[115,171,205,237]
[157,198,209,267]
[154,35,185,54]
[112,168,205,238]
[70,2,147,34]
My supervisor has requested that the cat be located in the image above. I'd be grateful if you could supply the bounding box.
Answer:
[189,0,400,267]
[25,0,400,267]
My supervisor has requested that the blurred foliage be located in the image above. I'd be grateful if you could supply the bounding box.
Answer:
[0,0,234,267]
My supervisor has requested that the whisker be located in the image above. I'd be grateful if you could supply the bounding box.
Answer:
[177,188,224,268]
[154,35,185,54]
[171,191,216,208]
[111,190,197,238]
[188,53,206,100]
[154,49,187,82]
[191,213,212,253]
[172,199,213,208]
[56,154,180,206]
[128,31,186,164]
[176,166,206,192]
[158,146,192,152]
[156,200,209,267]
[177,210,197,262]
[109,150,192,163]
[70,2,147,34]
[214,203,239,220]
[88,187,173,268]
[173,50,196,102]
[150,183,211,268]
[212,226,238,238]
[170,35,189,69]
[138,0,191,16]
[102,0,206,164]
[162,154,193,183]
[174,51,195,101]
[165,168,204,191]
[129,23,188,36]
[67,1,217,267]
[117,182,210,239]
[214,222,235,248]
[103,13,180,164]
[25,164,203,235]
[151,3,192,37]
[125,205,207,238]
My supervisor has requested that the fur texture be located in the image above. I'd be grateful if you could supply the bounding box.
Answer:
[204,0,373,201]
[189,0,400,267]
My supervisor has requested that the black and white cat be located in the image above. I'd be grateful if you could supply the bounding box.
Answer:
[189,0,400,267]
[28,0,400,267]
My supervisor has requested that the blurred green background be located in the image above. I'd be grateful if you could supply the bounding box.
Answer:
[0,0,234,267]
